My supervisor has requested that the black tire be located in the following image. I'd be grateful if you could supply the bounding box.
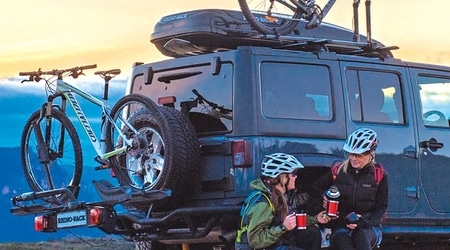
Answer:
[20,108,82,204]
[158,106,201,204]
[106,95,200,211]
[238,0,304,35]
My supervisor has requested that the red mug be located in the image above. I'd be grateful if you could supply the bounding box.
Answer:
[327,200,339,217]
[296,213,307,229]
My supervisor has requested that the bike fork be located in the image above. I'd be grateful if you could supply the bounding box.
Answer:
[32,116,58,190]
[33,102,66,190]
[32,119,50,164]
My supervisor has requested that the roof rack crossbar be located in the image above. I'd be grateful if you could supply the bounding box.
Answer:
[263,33,399,58]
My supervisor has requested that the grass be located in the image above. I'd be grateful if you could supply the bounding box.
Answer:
[0,237,136,250]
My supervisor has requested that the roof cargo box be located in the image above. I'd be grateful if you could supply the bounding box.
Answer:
[150,9,391,58]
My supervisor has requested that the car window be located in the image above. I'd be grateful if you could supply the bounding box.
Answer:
[132,63,233,132]
[346,69,404,124]
[260,62,332,121]
[418,76,450,128]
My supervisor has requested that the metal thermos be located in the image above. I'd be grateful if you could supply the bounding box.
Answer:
[325,185,340,217]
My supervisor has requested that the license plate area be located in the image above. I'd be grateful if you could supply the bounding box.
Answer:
[57,210,87,228]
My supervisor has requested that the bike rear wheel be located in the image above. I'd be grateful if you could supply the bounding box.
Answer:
[238,0,304,35]
[106,95,200,211]
[20,108,82,204]
[106,94,163,188]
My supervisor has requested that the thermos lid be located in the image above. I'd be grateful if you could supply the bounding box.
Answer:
[327,185,340,199]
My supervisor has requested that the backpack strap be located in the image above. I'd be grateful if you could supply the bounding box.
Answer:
[331,161,343,181]
[373,163,387,223]
[373,163,385,184]
[236,190,273,243]
[331,162,385,184]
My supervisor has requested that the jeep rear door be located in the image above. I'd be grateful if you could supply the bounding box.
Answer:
[340,60,419,214]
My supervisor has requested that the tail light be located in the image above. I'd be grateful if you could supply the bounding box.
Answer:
[34,215,46,232]
[89,206,105,226]
[34,215,56,232]
[232,140,252,167]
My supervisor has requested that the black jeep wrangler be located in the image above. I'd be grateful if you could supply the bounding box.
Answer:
[107,8,450,249]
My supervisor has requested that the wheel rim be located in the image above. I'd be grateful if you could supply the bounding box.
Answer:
[125,124,165,190]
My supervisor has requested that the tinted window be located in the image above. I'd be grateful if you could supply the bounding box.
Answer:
[346,69,404,124]
[418,75,450,128]
[132,63,233,132]
[261,62,332,120]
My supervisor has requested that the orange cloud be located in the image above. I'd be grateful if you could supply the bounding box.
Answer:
[1,1,449,78]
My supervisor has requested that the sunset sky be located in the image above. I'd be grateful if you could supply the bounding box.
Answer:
[1,0,449,79]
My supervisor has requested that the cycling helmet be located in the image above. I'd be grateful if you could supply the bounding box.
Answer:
[261,153,304,178]
[343,128,378,154]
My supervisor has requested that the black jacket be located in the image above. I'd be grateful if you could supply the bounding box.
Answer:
[310,163,388,229]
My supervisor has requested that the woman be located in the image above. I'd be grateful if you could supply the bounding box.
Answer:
[311,128,388,250]
[235,153,328,250]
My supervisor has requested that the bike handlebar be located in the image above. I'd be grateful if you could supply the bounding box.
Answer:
[192,89,232,114]
[19,64,97,82]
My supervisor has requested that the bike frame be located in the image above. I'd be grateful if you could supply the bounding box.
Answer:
[291,0,336,19]
[318,0,336,19]
[42,76,130,162]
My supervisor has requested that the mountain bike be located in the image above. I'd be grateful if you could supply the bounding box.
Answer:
[238,0,337,35]
[19,65,158,205]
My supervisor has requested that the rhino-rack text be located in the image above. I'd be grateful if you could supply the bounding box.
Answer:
[56,210,87,228]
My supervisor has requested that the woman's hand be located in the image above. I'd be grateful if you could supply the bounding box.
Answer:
[283,213,297,231]
[345,213,361,230]
[317,210,337,224]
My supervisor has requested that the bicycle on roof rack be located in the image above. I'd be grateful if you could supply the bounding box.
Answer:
[238,0,337,35]
[18,65,160,205]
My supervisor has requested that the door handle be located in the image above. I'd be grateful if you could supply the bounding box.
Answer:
[419,138,444,150]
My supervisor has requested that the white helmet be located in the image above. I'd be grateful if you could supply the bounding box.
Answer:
[343,128,378,154]
[261,153,304,178]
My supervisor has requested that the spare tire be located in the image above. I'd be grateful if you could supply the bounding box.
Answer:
[108,100,200,211]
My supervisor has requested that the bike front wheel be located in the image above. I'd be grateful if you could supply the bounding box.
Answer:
[238,0,304,35]
[20,108,82,204]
